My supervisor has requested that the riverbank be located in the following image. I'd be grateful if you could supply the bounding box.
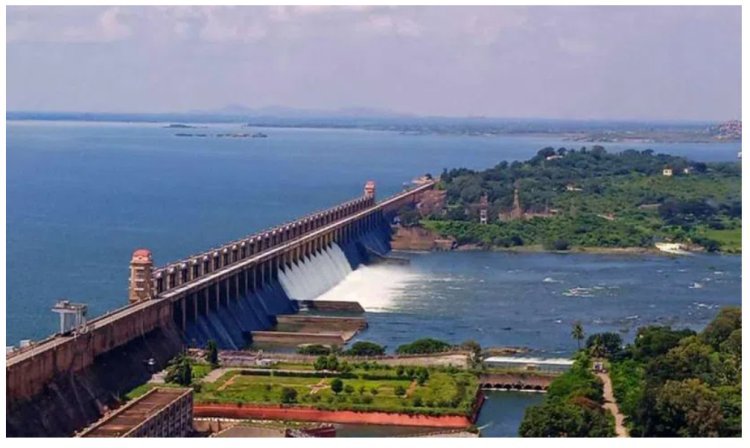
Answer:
[391,224,739,255]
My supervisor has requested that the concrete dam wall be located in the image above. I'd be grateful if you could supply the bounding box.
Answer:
[7,323,183,437]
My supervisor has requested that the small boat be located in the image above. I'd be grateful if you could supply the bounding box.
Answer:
[252,132,268,138]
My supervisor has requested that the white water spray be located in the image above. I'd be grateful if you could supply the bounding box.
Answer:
[278,243,354,300]
[314,264,420,312]
[277,242,418,311]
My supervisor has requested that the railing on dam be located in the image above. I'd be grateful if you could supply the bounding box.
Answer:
[151,195,376,296]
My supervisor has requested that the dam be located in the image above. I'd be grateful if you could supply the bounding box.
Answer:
[6,179,436,436]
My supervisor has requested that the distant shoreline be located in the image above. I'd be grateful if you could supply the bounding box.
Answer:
[6,113,740,144]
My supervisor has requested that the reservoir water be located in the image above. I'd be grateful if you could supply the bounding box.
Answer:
[7,120,741,344]
[6,120,741,436]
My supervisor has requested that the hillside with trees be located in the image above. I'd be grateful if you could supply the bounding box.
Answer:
[608,307,741,437]
[409,146,741,252]
[520,307,741,437]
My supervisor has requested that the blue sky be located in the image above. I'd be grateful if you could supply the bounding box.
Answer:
[6,5,741,121]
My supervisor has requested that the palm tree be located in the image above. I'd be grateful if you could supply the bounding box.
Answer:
[589,335,606,359]
[571,321,585,350]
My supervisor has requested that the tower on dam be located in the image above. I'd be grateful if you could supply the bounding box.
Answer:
[129,248,154,304]
[364,180,376,198]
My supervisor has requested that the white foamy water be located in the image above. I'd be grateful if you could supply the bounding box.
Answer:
[313,264,419,312]
[278,243,353,300]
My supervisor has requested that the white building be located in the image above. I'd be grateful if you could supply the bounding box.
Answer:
[484,356,574,374]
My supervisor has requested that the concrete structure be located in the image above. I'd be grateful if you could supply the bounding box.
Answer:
[129,249,154,304]
[364,180,376,198]
[510,187,524,220]
[479,194,489,224]
[51,300,88,334]
[79,388,193,437]
[7,179,435,437]
[484,356,574,374]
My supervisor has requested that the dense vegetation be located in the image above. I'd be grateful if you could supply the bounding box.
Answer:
[608,307,741,437]
[519,353,615,437]
[415,147,741,252]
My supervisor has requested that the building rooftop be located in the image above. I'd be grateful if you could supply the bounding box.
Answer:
[79,387,191,437]
[484,356,574,366]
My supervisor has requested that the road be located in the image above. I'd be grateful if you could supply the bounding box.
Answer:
[596,371,629,437]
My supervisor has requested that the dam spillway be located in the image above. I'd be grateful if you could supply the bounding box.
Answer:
[6,179,435,436]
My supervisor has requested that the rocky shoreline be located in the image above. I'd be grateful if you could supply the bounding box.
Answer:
[390,225,737,256]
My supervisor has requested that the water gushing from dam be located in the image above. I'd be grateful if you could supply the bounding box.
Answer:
[278,243,353,300]
[180,222,393,350]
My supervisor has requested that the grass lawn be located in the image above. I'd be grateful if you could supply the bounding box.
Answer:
[196,368,478,416]
[124,358,479,416]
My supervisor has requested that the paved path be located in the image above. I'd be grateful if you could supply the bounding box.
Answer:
[596,371,629,437]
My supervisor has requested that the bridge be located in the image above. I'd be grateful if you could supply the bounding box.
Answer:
[7,179,436,436]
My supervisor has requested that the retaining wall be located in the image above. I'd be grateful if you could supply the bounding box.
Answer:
[194,403,473,428]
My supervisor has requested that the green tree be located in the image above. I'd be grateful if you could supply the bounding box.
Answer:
[396,338,452,354]
[519,401,614,437]
[344,384,355,395]
[330,378,344,395]
[346,341,386,356]
[571,322,585,350]
[394,385,406,396]
[588,336,606,359]
[165,355,192,386]
[585,333,623,358]
[205,339,219,367]
[460,339,483,368]
[701,307,741,350]
[296,344,332,356]
[280,387,298,404]
[314,355,328,371]
[654,379,723,437]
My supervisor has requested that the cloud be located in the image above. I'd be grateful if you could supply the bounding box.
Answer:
[8,6,132,43]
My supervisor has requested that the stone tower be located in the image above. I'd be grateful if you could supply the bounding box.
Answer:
[129,248,154,304]
[510,186,524,220]
[364,180,376,199]
[479,193,489,224]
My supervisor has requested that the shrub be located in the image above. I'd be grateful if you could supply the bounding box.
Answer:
[394,385,406,396]
[297,344,332,356]
[280,387,298,404]
[331,378,344,395]
[396,338,452,355]
[346,341,386,356]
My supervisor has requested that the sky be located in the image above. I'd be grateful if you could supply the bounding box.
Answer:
[6,5,742,121]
